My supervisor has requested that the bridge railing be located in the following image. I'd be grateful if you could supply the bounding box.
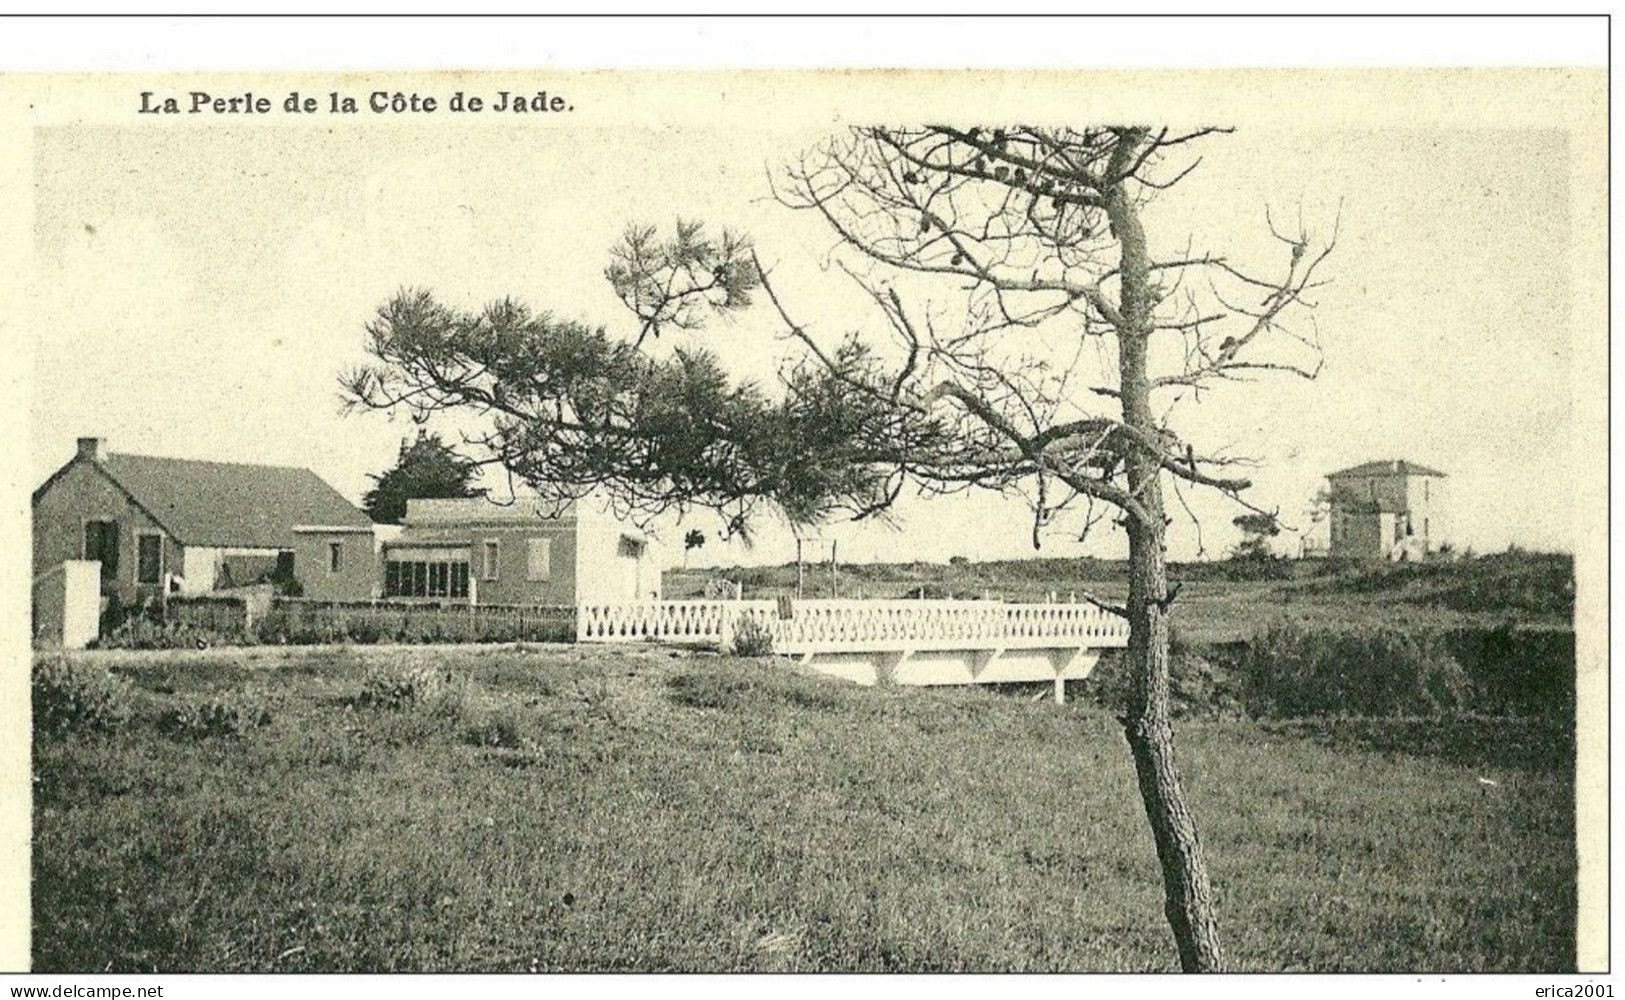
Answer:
[576,598,1129,652]
[576,600,772,644]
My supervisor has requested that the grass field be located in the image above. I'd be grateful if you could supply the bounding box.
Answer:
[33,644,1575,973]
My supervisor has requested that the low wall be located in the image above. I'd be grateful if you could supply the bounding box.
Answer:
[32,560,101,649]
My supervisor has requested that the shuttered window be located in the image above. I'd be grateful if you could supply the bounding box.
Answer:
[527,538,551,581]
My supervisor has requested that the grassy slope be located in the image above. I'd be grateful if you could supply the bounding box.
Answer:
[668,551,1575,643]
[34,646,1574,973]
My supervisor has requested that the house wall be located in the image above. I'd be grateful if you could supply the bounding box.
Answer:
[293,529,380,601]
[178,546,288,596]
[32,459,176,605]
[1405,474,1444,550]
[574,508,657,603]
[1331,510,1387,559]
[1328,471,1411,513]
[404,520,579,605]
[179,547,224,595]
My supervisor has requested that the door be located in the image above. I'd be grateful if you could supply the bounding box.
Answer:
[83,519,119,583]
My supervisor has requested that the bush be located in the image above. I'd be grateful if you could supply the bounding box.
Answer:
[728,614,775,657]
[1083,636,1245,720]
[356,663,452,710]
[1445,623,1574,719]
[97,617,249,650]
[160,694,272,739]
[668,670,750,709]
[461,706,527,749]
[343,617,387,645]
[33,657,133,733]
[1241,621,1472,718]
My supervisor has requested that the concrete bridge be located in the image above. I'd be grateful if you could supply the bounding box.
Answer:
[577,598,1130,702]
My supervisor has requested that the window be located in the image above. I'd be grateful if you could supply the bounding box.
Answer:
[527,538,551,581]
[328,541,343,573]
[384,558,471,599]
[136,533,162,585]
[483,540,500,581]
[83,520,119,580]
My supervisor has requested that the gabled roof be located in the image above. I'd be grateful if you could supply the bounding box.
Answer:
[104,454,371,548]
[35,451,371,549]
[1327,459,1447,479]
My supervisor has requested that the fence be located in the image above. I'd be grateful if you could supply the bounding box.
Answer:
[165,594,254,633]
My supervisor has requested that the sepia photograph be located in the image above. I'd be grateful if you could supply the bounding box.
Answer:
[2,15,1610,984]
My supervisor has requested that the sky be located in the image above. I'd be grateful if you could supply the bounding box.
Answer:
[29,122,1577,567]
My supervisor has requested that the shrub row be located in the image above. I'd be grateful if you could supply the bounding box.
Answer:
[94,603,578,649]
[1239,622,1472,718]
[259,604,574,646]
[98,617,255,650]
[1443,625,1575,718]
[1084,620,1570,721]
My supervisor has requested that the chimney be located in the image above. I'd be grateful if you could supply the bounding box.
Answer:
[76,437,105,463]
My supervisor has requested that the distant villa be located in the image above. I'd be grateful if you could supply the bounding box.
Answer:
[1302,459,1446,561]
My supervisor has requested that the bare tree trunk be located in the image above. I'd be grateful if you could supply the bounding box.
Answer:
[1108,133,1226,972]
[1122,515,1225,971]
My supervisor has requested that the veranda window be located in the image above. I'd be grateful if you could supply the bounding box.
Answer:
[385,558,471,599]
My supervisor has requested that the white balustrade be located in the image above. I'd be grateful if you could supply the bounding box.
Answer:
[576,600,776,644]
[576,598,1129,652]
